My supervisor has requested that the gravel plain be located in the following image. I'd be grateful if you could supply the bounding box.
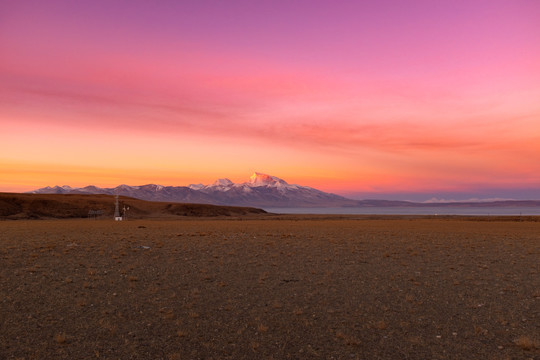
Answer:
[1,217,539,359]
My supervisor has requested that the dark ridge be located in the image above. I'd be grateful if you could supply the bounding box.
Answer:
[0,193,267,220]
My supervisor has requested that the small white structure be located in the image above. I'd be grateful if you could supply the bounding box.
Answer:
[114,195,123,221]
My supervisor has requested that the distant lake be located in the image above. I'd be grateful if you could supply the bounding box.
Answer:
[264,206,540,216]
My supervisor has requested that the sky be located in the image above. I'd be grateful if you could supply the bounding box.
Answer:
[1,0,540,201]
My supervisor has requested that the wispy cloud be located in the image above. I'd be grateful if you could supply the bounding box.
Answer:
[5,78,540,161]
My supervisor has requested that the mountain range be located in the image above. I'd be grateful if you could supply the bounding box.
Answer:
[29,172,540,209]
[29,173,358,207]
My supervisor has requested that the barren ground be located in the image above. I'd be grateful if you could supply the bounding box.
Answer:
[1,217,538,359]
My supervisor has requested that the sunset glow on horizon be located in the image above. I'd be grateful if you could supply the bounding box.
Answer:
[2,0,540,201]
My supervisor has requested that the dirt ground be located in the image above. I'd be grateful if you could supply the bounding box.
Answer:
[1,217,538,359]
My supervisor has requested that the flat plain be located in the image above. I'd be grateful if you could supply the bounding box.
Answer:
[1,217,539,359]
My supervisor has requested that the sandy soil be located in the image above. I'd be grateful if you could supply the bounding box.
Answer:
[1,217,538,359]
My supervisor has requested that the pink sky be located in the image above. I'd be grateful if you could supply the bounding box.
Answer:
[1,0,540,200]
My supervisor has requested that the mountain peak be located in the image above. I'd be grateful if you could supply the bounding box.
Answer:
[249,172,288,187]
[212,178,234,187]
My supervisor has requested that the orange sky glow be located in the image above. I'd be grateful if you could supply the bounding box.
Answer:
[1,1,539,201]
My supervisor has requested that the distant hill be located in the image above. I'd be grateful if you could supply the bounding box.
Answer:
[0,193,267,220]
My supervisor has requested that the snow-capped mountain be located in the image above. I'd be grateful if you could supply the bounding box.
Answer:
[194,173,353,207]
[27,174,540,209]
[36,185,75,193]
[248,172,289,187]
[28,172,355,208]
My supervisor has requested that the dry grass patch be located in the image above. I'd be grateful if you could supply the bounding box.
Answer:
[257,324,269,333]
[54,332,67,344]
[293,307,304,315]
[514,335,538,350]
